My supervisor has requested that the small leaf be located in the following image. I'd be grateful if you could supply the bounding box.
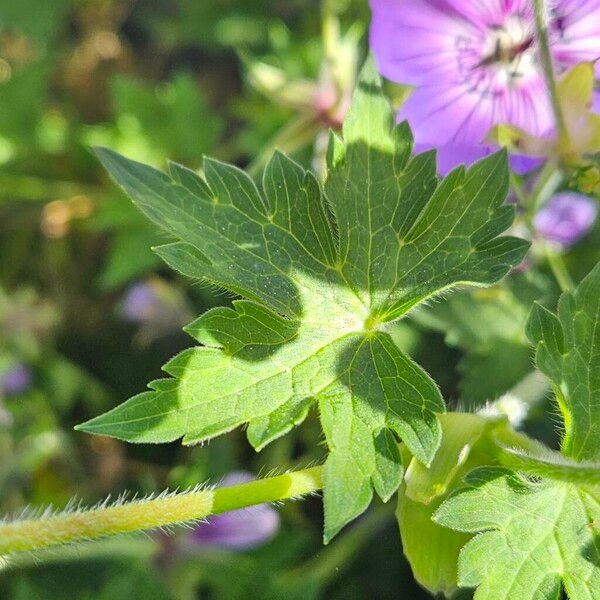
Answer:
[78,58,529,540]
[436,263,600,599]
[527,262,600,461]
[435,467,600,600]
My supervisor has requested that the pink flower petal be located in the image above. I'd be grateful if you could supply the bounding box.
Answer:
[434,143,492,174]
[443,0,531,25]
[369,0,596,176]
[398,72,552,155]
[497,74,555,136]
[398,84,494,146]
[369,0,482,85]
[552,0,600,73]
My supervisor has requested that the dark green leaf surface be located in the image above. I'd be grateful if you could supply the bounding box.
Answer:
[527,263,600,461]
[78,59,528,539]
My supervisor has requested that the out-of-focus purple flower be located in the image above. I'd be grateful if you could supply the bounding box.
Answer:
[122,282,163,322]
[534,192,598,246]
[369,0,600,174]
[189,472,279,551]
[0,363,32,396]
[121,279,192,343]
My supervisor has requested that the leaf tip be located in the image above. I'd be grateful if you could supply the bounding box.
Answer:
[357,53,382,88]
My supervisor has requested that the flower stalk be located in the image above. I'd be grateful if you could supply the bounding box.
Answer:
[533,0,568,142]
[0,466,323,557]
[322,0,341,94]
[545,245,574,291]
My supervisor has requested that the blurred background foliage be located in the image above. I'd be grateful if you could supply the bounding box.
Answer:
[0,0,586,597]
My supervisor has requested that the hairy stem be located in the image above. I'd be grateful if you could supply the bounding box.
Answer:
[533,0,567,140]
[496,445,600,486]
[0,466,323,557]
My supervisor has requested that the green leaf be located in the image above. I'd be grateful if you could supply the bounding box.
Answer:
[527,262,600,461]
[435,467,600,600]
[77,59,528,540]
[110,73,224,164]
[397,413,506,597]
[434,265,600,599]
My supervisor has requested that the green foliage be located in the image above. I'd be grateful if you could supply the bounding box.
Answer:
[83,73,224,168]
[151,0,273,48]
[91,196,164,291]
[86,73,225,289]
[0,61,51,154]
[435,467,600,600]
[413,272,551,406]
[109,73,224,164]
[435,265,600,600]
[397,413,505,597]
[527,262,600,461]
[77,59,528,540]
[0,0,70,41]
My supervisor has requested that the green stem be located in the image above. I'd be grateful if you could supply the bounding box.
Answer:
[491,423,600,486]
[495,445,600,486]
[0,538,157,572]
[529,159,563,216]
[322,0,341,87]
[545,244,574,291]
[533,0,567,141]
[509,172,528,208]
[0,466,323,557]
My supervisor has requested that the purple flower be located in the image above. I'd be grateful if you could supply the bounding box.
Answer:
[122,282,163,322]
[188,472,280,551]
[121,279,192,343]
[369,0,600,173]
[534,192,598,246]
[0,363,32,396]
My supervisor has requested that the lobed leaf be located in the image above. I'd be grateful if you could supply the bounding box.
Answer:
[437,264,600,599]
[78,58,529,540]
[527,262,600,461]
[436,467,600,600]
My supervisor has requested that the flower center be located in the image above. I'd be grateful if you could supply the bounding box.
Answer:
[479,17,536,81]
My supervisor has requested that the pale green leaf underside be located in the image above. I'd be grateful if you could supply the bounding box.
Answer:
[78,59,528,539]
[527,262,600,462]
[435,467,600,600]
